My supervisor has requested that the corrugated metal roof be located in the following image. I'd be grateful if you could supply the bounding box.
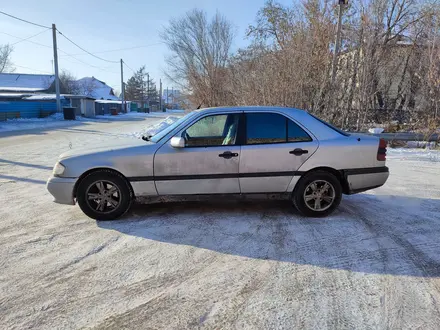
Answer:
[0,73,55,90]
[0,93,33,98]
[95,100,124,104]
[24,95,66,101]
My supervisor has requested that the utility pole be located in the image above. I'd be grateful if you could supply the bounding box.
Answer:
[141,80,145,110]
[146,73,150,109]
[159,79,163,112]
[52,24,61,113]
[331,0,346,84]
[120,59,125,112]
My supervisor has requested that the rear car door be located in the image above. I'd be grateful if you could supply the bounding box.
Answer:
[154,112,241,195]
[239,111,318,193]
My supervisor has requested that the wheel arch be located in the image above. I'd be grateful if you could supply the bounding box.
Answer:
[73,167,135,199]
[295,166,349,195]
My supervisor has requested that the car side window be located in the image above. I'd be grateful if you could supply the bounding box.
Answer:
[246,113,311,145]
[246,113,285,144]
[288,119,312,142]
[183,114,240,147]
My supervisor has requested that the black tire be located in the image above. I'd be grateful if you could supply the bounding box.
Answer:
[76,170,133,220]
[292,170,342,217]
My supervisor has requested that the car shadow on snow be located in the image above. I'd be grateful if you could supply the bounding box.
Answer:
[98,194,440,277]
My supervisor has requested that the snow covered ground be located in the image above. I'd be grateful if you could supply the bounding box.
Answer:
[388,147,440,162]
[1,118,440,329]
[0,111,181,133]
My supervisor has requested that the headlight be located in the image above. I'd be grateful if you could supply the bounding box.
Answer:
[53,162,66,177]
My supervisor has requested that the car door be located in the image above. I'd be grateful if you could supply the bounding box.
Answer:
[154,112,241,195]
[239,111,318,193]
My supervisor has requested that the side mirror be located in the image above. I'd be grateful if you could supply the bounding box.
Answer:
[170,136,185,148]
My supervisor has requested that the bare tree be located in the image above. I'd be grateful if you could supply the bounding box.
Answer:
[59,70,80,94]
[0,44,15,73]
[77,79,97,97]
[161,1,440,130]
[161,9,234,107]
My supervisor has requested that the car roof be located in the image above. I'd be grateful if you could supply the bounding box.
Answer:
[196,106,306,115]
[194,106,347,141]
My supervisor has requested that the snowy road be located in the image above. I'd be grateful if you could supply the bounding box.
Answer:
[1,116,440,329]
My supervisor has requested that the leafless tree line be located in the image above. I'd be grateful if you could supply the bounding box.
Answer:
[0,44,15,73]
[162,1,440,130]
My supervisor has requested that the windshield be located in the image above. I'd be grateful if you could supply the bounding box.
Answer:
[149,112,198,143]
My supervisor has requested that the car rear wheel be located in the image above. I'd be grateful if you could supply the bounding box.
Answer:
[293,171,342,217]
[76,170,132,220]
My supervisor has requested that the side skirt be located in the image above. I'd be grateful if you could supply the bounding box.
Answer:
[136,192,291,204]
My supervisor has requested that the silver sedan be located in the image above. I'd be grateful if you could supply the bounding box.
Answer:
[47,107,389,220]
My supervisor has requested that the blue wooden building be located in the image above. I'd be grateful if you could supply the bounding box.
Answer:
[0,94,69,120]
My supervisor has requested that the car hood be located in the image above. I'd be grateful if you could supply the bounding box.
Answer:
[59,138,153,160]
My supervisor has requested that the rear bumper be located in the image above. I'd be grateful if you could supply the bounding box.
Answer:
[344,166,389,195]
[46,176,77,205]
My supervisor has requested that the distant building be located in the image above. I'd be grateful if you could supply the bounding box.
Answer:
[338,35,429,122]
[0,73,66,94]
[76,77,119,101]
[162,88,180,104]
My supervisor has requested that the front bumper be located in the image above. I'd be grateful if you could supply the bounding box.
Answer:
[46,176,77,205]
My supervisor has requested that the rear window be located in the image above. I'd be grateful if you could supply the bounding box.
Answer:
[245,113,312,144]
[309,113,350,136]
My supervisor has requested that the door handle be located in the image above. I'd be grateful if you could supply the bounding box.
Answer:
[289,148,308,156]
[219,151,239,159]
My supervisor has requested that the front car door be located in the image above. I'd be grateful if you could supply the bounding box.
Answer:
[154,112,241,195]
[239,111,319,193]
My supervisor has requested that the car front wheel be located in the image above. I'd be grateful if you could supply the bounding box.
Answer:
[293,171,342,217]
[76,170,132,220]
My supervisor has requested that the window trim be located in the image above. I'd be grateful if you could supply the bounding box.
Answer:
[243,112,313,146]
[180,113,242,148]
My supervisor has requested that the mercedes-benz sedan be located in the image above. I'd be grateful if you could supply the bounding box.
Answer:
[47,107,389,220]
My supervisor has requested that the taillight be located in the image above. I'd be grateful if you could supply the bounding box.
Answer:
[377,138,387,161]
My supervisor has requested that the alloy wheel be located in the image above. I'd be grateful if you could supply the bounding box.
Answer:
[85,180,121,214]
[303,180,336,212]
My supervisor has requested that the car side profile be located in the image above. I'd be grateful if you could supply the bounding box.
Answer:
[47,107,389,220]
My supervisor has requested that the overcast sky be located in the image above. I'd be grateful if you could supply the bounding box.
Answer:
[0,0,291,92]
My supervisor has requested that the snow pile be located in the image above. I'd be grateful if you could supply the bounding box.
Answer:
[406,141,437,149]
[166,109,185,113]
[388,148,440,162]
[24,95,66,101]
[0,113,88,132]
[125,116,179,139]
[368,127,384,134]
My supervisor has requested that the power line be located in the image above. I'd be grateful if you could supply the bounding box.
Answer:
[123,61,136,74]
[0,10,50,29]
[0,31,52,49]
[56,29,119,63]
[59,42,164,57]
[11,28,51,46]
[61,54,119,74]
[0,31,118,74]
[14,64,52,74]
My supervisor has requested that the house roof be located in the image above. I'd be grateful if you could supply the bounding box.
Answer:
[0,93,33,98]
[24,94,66,101]
[0,73,55,92]
[76,77,119,101]
[95,100,124,104]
